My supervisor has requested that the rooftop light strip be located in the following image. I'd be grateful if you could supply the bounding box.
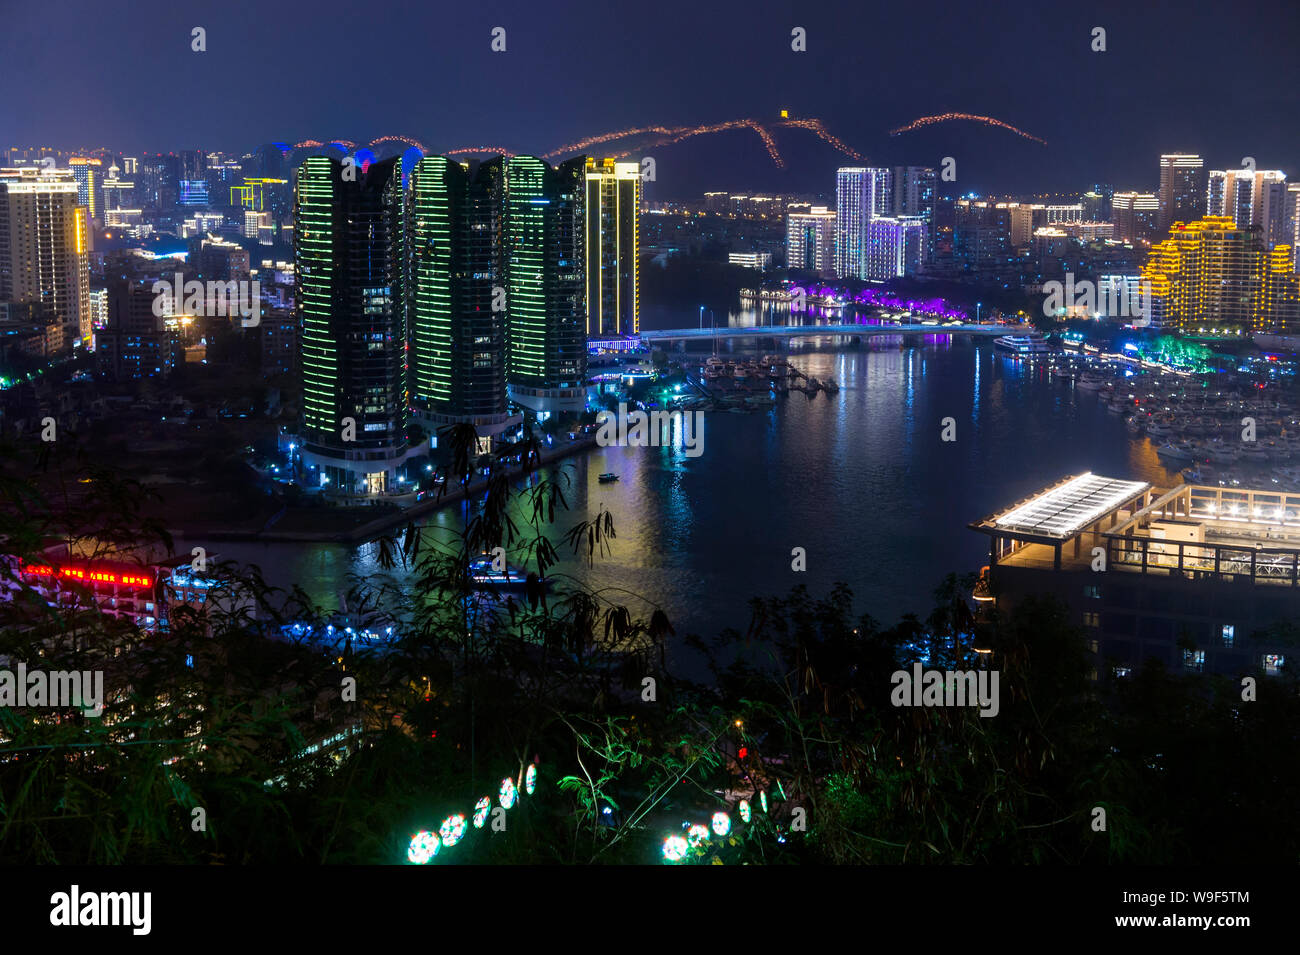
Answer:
[994,473,1150,538]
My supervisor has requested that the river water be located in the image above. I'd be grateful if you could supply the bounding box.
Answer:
[209,329,1181,642]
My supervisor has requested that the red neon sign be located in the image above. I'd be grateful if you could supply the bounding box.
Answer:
[21,564,152,589]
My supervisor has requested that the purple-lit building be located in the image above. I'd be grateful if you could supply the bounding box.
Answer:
[835,167,891,280]
[866,216,926,279]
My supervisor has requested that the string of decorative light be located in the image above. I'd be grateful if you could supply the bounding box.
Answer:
[407,763,539,864]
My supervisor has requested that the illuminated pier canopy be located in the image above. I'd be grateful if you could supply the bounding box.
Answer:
[991,473,1150,540]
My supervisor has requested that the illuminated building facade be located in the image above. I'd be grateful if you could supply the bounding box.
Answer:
[102,163,134,212]
[786,205,836,276]
[506,156,587,413]
[1290,183,1300,271]
[5,548,233,635]
[231,177,291,216]
[835,167,890,279]
[0,167,90,348]
[96,278,178,380]
[1157,153,1204,233]
[584,158,639,337]
[406,155,518,438]
[1140,216,1300,332]
[1007,204,1037,248]
[178,179,210,207]
[728,251,772,270]
[1206,169,1289,249]
[952,200,1012,271]
[891,166,936,220]
[866,216,926,279]
[69,156,103,221]
[1111,192,1159,244]
[294,156,412,496]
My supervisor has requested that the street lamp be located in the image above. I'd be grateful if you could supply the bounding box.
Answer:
[976,302,982,324]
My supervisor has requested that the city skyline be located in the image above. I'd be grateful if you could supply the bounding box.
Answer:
[3,0,1299,893]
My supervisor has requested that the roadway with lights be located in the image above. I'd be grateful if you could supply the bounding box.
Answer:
[637,323,1036,343]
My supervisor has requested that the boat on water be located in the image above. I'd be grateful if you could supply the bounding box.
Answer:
[1147,421,1173,439]
[1077,371,1108,390]
[1156,442,1196,462]
[1208,444,1241,465]
[993,334,1052,357]
[467,556,534,588]
[598,472,619,483]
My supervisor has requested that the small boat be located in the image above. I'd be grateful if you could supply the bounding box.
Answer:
[467,556,532,588]
[1209,444,1240,465]
[598,472,619,483]
[1156,442,1195,463]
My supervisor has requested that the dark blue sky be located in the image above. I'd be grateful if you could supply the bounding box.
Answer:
[4,0,1298,196]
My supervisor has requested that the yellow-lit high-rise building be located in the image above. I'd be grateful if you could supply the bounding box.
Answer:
[584,158,639,337]
[69,156,103,221]
[1140,216,1300,333]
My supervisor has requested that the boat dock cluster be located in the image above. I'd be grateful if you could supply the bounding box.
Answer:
[1048,354,1300,491]
[678,354,839,412]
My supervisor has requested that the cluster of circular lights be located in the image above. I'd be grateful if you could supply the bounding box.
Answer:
[661,794,766,863]
[407,763,538,864]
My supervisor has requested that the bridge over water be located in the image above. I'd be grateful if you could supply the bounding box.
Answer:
[638,323,1034,343]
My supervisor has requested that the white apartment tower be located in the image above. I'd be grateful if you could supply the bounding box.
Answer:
[0,167,91,347]
[835,167,891,280]
[786,205,837,276]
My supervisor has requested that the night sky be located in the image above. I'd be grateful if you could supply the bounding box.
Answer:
[5,0,1298,196]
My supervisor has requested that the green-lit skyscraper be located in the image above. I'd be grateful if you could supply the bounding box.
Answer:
[504,156,587,414]
[406,154,588,427]
[295,155,414,495]
[406,156,517,440]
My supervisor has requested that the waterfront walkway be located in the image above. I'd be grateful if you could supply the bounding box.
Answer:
[196,434,598,546]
